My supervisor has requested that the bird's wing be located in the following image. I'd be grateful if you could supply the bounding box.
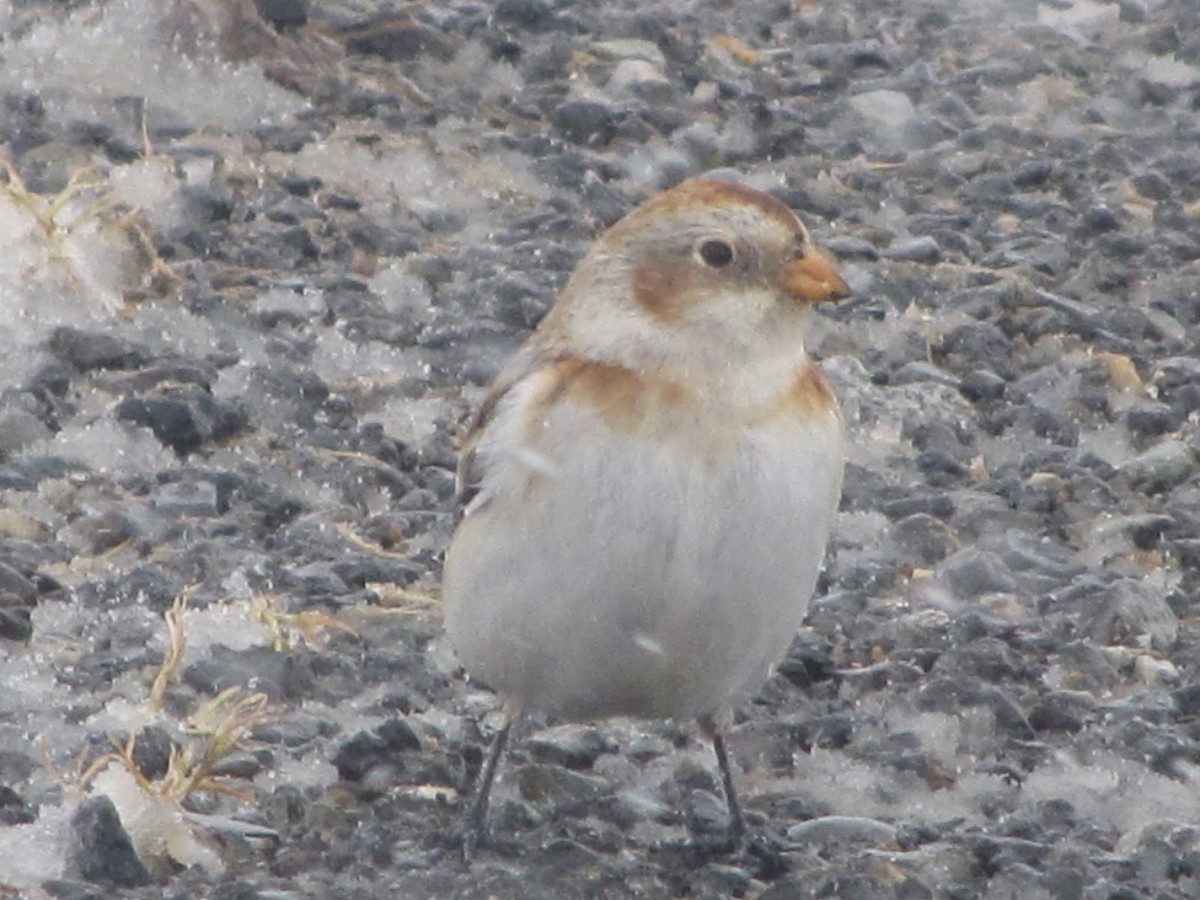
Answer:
[454,342,552,519]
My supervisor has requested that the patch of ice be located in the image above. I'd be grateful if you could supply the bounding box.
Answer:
[0,0,303,133]
[309,329,417,386]
[27,417,177,477]
[1036,0,1121,43]
[0,805,71,886]
[1138,54,1200,88]
[1023,749,1200,851]
[252,286,326,319]
[182,600,273,656]
[369,262,435,319]
[106,157,187,234]
[850,90,918,131]
[266,753,339,791]
[376,396,451,446]
[291,124,547,230]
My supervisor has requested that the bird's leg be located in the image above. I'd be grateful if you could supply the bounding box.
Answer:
[462,718,512,863]
[700,715,746,844]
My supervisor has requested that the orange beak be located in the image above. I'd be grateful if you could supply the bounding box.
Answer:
[783,247,850,303]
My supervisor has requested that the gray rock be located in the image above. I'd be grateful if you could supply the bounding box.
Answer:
[938,548,1019,598]
[787,815,899,848]
[684,788,730,836]
[516,764,610,816]
[1083,579,1179,651]
[1122,440,1195,493]
[551,100,615,145]
[883,236,942,264]
[916,677,1035,738]
[47,327,147,371]
[62,795,152,887]
[891,512,959,565]
[527,725,613,770]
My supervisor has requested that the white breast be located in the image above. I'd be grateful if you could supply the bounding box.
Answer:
[442,378,844,723]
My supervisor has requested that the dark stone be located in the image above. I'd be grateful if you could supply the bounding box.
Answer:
[62,795,152,887]
[332,718,421,782]
[1126,402,1179,439]
[494,0,553,28]
[1132,172,1171,200]
[0,607,32,642]
[1173,683,1200,718]
[47,327,147,372]
[343,18,456,62]
[0,561,39,607]
[1083,579,1178,651]
[115,388,248,457]
[777,636,838,688]
[131,725,176,781]
[376,717,422,753]
[1078,206,1121,236]
[683,789,730,836]
[254,0,307,29]
[891,513,958,565]
[527,727,611,770]
[1012,160,1053,188]
[916,449,967,486]
[182,644,316,701]
[934,637,1022,682]
[916,677,1036,738]
[823,236,879,260]
[938,548,1018,598]
[1027,699,1087,734]
[1122,440,1194,493]
[959,368,1007,402]
[890,361,960,387]
[517,764,611,815]
[254,126,315,153]
[278,174,321,196]
[937,322,1014,373]
[883,236,942,264]
[795,714,855,750]
[551,100,616,145]
[0,784,36,825]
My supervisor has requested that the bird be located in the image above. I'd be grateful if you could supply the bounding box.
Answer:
[441,177,850,857]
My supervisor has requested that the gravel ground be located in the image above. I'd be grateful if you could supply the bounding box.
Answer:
[2,0,1200,897]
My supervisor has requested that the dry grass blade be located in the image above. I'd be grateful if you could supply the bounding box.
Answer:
[252,593,357,651]
[149,587,198,712]
[170,687,274,803]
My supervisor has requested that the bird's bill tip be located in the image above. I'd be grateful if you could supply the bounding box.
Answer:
[783,248,851,304]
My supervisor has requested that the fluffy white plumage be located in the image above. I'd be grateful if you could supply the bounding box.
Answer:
[441,177,850,850]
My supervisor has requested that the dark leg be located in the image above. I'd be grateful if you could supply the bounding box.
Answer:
[463,720,511,862]
[710,730,746,843]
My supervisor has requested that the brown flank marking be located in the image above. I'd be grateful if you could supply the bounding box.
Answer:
[524,356,836,441]
[750,362,839,425]
[521,357,689,438]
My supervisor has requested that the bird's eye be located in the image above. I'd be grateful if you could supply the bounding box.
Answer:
[697,239,734,269]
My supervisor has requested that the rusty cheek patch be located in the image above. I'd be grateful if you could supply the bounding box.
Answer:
[632,263,696,322]
[524,357,691,438]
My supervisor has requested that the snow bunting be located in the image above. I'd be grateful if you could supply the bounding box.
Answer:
[442,177,849,854]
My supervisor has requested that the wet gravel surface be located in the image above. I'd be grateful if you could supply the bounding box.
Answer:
[2,0,1200,897]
